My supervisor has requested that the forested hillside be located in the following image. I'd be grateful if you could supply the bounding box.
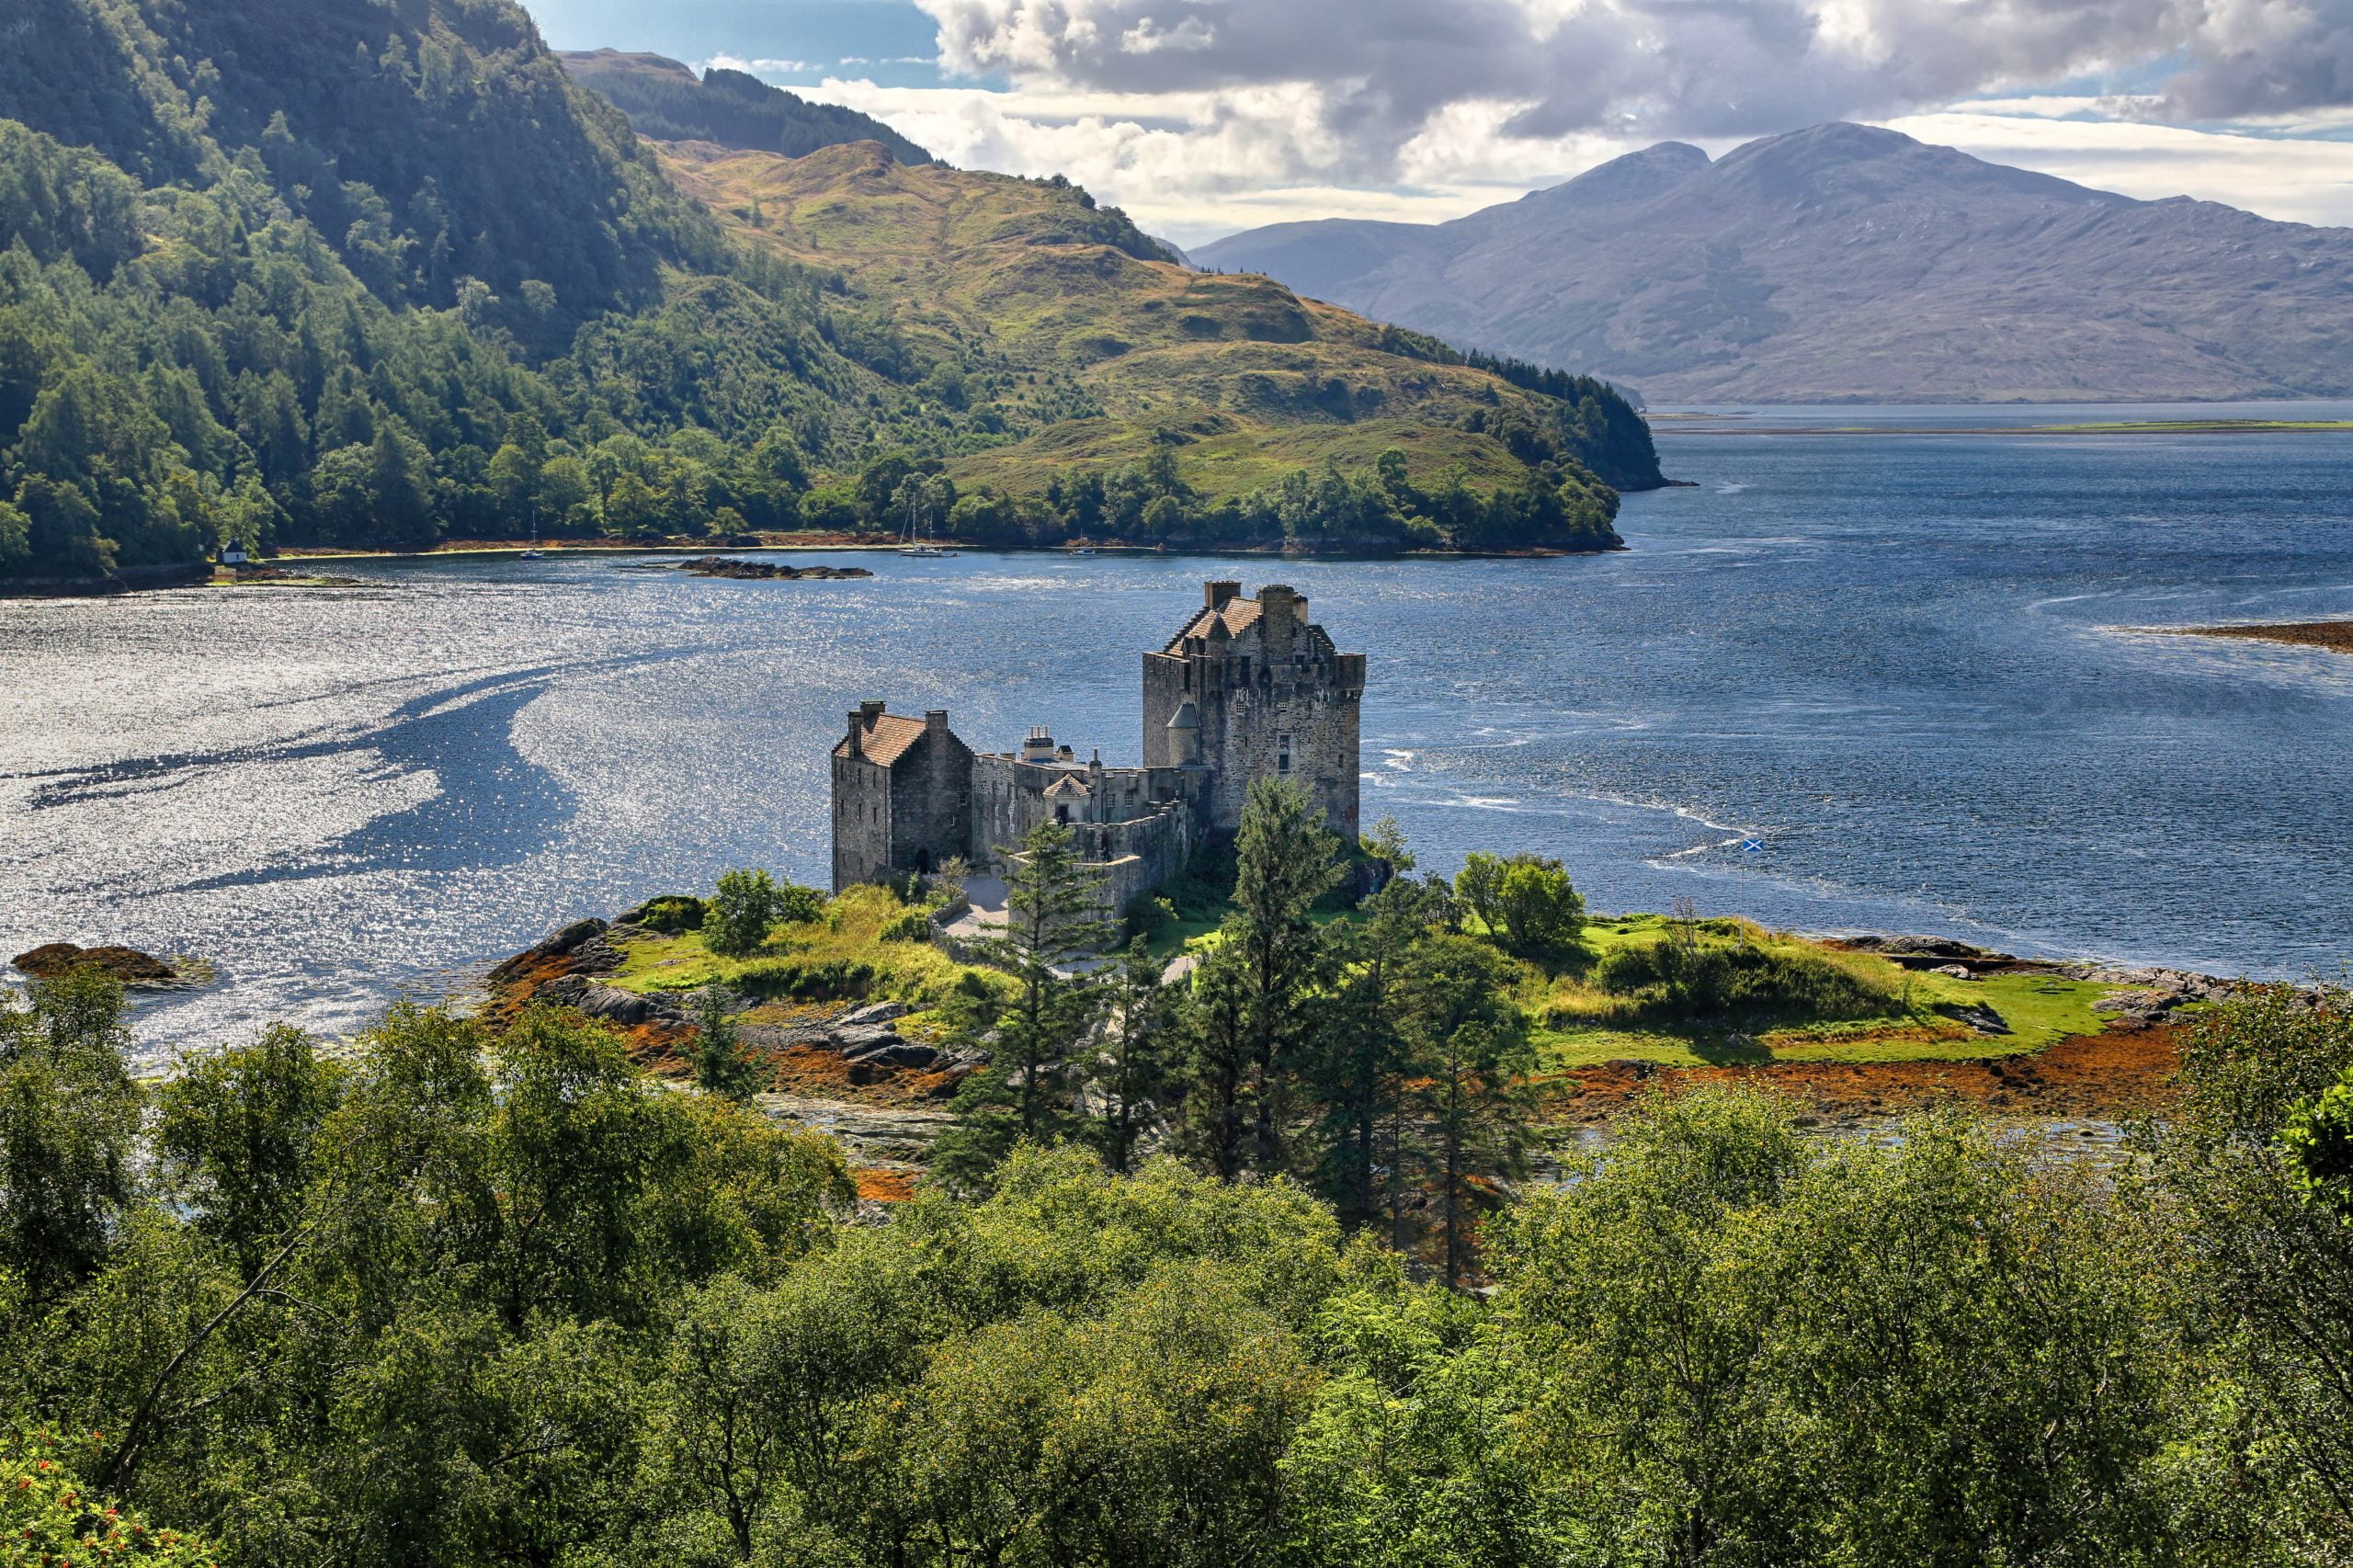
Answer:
[561,49,935,166]
[0,0,1656,586]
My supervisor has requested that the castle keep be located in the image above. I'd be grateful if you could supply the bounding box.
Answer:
[833,581,1365,911]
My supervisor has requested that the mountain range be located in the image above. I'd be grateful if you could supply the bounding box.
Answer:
[1196,124,2353,403]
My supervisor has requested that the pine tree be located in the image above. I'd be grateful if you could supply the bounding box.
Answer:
[1394,934,1539,1286]
[935,819,1116,1185]
[1176,941,1252,1181]
[1091,938,1175,1174]
[1225,778,1342,1176]
[1313,867,1449,1228]
[689,985,762,1103]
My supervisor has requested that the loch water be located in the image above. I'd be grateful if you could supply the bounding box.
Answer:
[6,402,2353,1059]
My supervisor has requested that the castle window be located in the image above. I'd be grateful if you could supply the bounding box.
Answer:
[1055,804,1069,824]
[1278,733,1292,774]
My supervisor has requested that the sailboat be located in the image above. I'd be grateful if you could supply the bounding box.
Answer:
[519,503,544,561]
[899,494,954,558]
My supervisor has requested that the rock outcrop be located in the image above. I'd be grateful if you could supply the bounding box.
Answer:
[10,943,181,983]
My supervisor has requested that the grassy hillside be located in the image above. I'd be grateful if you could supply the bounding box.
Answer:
[663,141,1655,542]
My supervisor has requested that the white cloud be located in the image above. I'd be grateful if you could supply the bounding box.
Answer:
[909,0,2353,156]
[1882,108,2353,224]
[802,74,2353,241]
[715,0,2353,243]
[708,53,822,76]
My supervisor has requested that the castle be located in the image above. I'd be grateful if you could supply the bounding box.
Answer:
[832,581,1366,912]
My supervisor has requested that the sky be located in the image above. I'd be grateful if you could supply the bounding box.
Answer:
[528,0,2353,247]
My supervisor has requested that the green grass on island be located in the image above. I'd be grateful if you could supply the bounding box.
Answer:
[594,882,2131,1074]
[606,884,998,1043]
[1527,915,2114,1067]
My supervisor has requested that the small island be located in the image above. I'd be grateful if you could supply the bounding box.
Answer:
[676,556,874,580]
[2158,619,2353,655]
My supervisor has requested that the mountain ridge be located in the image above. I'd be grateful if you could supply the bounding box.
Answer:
[1197,124,2353,403]
[558,48,936,166]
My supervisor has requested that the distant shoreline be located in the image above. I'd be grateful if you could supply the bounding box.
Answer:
[1656,418,2353,437]
[4,532,1622,597]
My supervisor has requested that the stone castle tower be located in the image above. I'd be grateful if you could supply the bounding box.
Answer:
[833,582,1364,901]
[1142,581,1365,841]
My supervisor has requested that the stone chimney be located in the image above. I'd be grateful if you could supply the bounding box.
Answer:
[925,709,950,735]
[1022,726,1055,763]
[846,703,878,756]
[1258,585,1299,657]
[1205,579,1242,609]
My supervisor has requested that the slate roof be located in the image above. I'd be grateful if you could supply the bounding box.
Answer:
[835,711,929,766]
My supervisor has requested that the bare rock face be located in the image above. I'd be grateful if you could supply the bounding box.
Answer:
[1197,122,2353,403]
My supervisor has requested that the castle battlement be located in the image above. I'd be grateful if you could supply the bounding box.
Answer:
[832,583,1364,912]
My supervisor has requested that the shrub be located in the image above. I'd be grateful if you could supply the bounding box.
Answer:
[2285,1067,2353,1219]
[774,881,826,926]
[706,869,782,956]
[628,894,706,933]
[880,910,935,944]
[1494,855,1586,960]
[1597,936,1896,1023]
[2,1427,215,1564]
[727,958,879,1002]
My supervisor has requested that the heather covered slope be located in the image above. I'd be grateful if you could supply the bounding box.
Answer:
[659,139,1661,504]
[1199,123,2353,403]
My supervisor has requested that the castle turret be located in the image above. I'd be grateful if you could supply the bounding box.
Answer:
[1165,699,1200,766]
[1142,581,1363,839]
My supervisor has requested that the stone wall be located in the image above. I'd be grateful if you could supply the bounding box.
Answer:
[832,751,894,891]
[832,706,975,892]
[886,713,975,879]
[972,748,1199,916]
